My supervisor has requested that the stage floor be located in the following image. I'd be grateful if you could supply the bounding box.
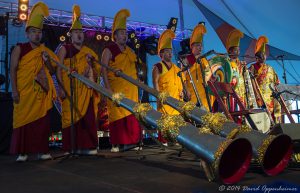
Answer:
[0,146,299,193]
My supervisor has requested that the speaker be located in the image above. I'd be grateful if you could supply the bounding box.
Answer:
[50,106,62,132]
[269,123,300,141]
[0,92,13,154]
[0,16,7,35]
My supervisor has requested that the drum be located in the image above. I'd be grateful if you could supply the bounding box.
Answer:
[206,56,233,95]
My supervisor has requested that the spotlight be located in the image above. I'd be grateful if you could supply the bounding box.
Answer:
[67,32,71,37]
[19,13,27,21]
[59,35,66,42]
[18,0,29,21]
[96,34,102,41]
[130,32,135,39]
[20,4,28,11]
[104,35,110,41]
[167,17,178,32]
[198,21,205,26]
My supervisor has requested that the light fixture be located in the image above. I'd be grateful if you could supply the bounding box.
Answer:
[96,34,102,41]
[18,0,29,21]
[59,35,66,42]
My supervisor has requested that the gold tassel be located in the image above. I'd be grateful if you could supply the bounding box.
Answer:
[178,101,196,116]
[257,135,276,164]
[212,139,231,172]
[158,91,170,104]
[201,112,228,134]
[111,92,125,106]
[157,114,186,142]
[133,103,153,123]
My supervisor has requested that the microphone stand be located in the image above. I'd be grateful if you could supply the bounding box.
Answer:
[277,56,288,84]
[178,58,202,107]
[197,56,212,112]
[56,45,79,162]
[271,85,295,123]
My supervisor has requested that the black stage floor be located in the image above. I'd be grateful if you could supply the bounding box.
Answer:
[0,146,299,193]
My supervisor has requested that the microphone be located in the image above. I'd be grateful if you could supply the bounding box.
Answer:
[196,50,215,63]
[177,64,191,76]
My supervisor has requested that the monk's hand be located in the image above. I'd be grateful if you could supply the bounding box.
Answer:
[114,69,122,77]
[42,51,50,62]
[179,91,183,99]
[86,54,95,67]
[12,91,20,104]
[59,89,66,101]
[186,90,191,101]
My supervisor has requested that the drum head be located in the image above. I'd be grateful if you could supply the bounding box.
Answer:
[207,56,233,96]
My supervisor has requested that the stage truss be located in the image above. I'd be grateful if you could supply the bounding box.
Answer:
[0,1,192,40]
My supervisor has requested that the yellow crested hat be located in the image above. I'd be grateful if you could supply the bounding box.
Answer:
[226,29,244,51]
[255,35,268,54]
[26,2,49,30]
[112,9,130,41]
[157,29,175,54]
[190,24,206,47]
[70,5,82,31]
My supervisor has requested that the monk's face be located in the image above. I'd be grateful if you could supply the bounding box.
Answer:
[26,27,42,45]
[114,29,128,45]
[191,42,202,56]
[160,48,173,62]
[71,29,84,45]
[255,52,266,64]
[228,46,240,59]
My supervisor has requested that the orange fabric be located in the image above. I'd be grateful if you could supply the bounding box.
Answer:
[186,58,214,111]
[61,46,100,128]
[158,62,183,115]
[13,45,58,129]
[107,46,138,122]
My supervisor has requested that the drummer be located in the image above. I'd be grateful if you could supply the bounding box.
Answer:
[182,24,214,111]
[226,29,247,114]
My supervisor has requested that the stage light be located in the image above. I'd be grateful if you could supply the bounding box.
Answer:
[96,34,102,40]
[18,0,29,21]
[66,32,71,37]
[198,21,205,26]
[20,4,28,11]
[104,35,110,41]
[59,35,66,42]
[130,33,135,39]
[19,13,27,21]
[167,17,178,32]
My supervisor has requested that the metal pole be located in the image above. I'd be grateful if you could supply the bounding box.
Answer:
[5,12,9,93]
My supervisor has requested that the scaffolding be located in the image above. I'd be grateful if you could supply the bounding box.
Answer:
[0,1,192,40]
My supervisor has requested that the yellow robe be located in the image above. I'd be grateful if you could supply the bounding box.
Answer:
[107,46,138,122]
[157,62,183,115]
[13,45,58,129]
[61,46,100,128]
[186,58,214,111]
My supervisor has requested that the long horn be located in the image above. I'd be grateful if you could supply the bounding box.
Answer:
[52,58,252,184]
[99,62,292,176]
